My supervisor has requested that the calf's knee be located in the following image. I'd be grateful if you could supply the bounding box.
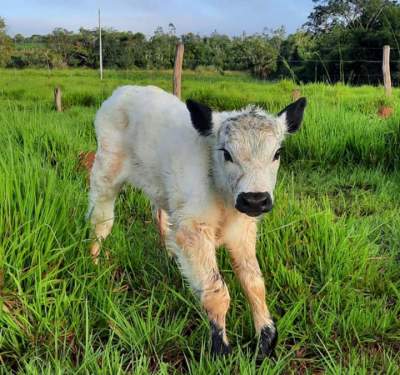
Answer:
[201,276,230,327]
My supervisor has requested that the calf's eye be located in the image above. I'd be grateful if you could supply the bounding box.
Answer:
[273,148,282,161]
[219,148,233,162]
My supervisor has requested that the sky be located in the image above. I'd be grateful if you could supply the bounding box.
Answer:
[2,0,315,37]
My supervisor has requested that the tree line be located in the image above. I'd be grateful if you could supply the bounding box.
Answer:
[1,0,400,84]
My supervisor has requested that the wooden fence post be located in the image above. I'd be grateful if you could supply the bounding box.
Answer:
[382,45,392,97]
[54,87,62,112]
[173,42,184,98]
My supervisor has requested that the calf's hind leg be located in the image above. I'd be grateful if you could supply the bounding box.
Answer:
[88,148,126,262]
[169,220,231,356]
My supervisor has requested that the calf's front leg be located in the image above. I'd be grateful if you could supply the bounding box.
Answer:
[169,220,231,356]
[226,220,277,358]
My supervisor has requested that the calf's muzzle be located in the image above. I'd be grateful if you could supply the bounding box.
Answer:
[235,192,273,217]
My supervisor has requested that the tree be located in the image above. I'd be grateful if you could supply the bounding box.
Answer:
[0,17,13,67]
[276,31,317,82]
[306,0,398,33]
[242,29,284,79]
[149,27,178,68]
[48,28,75,66]
[303,0,400,84]
[14,34,24,44]
[181,33,205,69]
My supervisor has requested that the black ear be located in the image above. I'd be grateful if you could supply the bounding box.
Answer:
[277,97,307,133]
[186,99,213,136]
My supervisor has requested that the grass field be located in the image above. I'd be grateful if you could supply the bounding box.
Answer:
[1,69,399,374]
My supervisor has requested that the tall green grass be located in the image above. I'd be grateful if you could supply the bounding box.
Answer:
[0,69,399,373]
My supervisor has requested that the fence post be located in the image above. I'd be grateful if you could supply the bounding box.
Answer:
[54,87,62,112]
[382,45,392,97]
[173,42,184,98]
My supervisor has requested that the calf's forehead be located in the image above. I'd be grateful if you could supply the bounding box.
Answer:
[219,115,285,160]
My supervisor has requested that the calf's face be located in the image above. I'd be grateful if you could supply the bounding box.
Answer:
[186,98,306,217]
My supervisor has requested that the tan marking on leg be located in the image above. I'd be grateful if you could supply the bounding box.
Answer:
[176,222,213,249]
[202,277,231,343]
[155,208,173,255]
[90,215,114,264]
[156,209,168,244]
[105,151,126,182]
[174,221,230,345]
[90,242,101,264]
[225,216,272,333]
[231,258,271,331]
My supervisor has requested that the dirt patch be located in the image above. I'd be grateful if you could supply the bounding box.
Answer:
[78,151,96,173]
[377,106,393,119]
[292,89,301,101]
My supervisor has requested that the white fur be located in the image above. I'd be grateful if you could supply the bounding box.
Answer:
[90,85,217,225]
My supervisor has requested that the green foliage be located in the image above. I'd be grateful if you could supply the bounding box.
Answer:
[2,20,285,79]
[305,0,399,33]
[0,69,399,373]
[7,47,64,69]
[4,0,400,84]
[240,30,284,79]
[293,0,400,83]
[0,17,13,67]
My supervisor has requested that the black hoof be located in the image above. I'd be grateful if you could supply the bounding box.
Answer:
[211,322,231,357]
[258,322,278,359]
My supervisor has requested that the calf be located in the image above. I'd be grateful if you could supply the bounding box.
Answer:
[88,85,306,357]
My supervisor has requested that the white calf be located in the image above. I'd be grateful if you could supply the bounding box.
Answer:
[88,85,306,357]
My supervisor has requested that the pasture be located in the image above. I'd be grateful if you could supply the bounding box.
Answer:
[0,69,399,374]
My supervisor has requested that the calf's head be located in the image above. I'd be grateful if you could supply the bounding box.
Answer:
[186,98,306,217]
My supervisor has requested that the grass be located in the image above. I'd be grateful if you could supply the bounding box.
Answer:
[0,68,399,374]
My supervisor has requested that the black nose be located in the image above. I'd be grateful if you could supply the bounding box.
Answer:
[235,192,273,217]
